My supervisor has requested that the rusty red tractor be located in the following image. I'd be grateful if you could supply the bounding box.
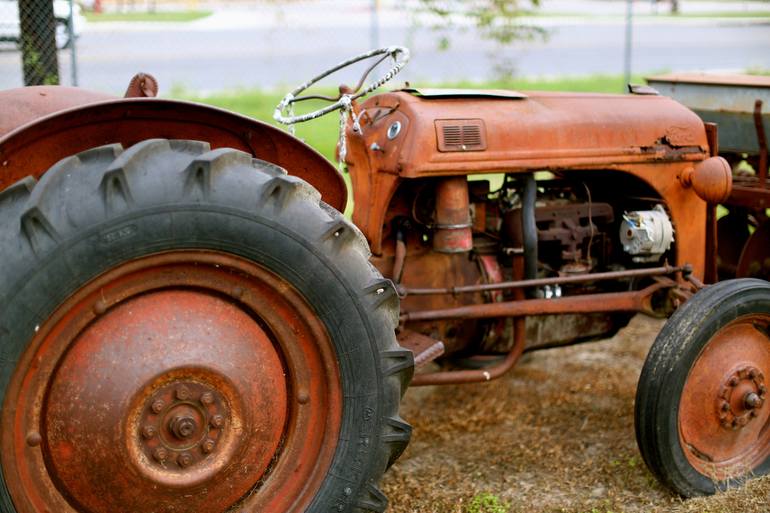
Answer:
[0,46,768,512]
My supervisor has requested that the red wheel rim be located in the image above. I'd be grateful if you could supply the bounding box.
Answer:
[679,314,770,480]
[1,251,342,513]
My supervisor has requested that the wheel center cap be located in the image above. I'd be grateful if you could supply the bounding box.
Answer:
[138,381,228,469]
[717,365,767,429]
[169,415,198,439]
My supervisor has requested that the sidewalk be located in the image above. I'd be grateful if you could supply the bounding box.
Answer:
[85,0,770,32]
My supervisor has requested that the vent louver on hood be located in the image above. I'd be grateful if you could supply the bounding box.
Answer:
[436,119,487,152]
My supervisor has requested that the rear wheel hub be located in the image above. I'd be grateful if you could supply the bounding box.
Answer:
[2,252,342,513]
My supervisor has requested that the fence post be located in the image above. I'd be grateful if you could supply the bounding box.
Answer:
[68,0,77,85]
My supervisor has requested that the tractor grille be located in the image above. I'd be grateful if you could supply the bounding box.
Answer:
[436,119,487,152]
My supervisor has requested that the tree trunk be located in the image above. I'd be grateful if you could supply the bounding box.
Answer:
[18,0,59,85]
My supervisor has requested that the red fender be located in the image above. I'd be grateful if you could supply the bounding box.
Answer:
[0,87,346,211]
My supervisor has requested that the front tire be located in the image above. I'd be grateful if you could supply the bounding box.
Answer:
[635,278,770,497]
[0,139,413,513]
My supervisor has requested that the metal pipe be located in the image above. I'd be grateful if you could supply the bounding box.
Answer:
[400,264,684,296]
[400,286,662,323]
[755,99,768,188]
[411,310,527,386]
[522,174,538,292]
[392,228,407,284]
[68,0,78,86]
[433,176,473,252]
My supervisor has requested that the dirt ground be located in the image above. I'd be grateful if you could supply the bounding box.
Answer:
[381,315,770,513]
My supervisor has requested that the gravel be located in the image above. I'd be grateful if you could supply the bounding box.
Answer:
[382,314,770,513]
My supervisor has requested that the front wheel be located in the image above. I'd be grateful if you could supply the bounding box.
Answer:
[0,139,413,513]
[635,278,770,496]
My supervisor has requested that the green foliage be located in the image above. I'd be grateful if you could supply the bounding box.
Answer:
[83,11,212,23]
[414,0,545,48]
[466,492,510,513]
[21,45,58,86]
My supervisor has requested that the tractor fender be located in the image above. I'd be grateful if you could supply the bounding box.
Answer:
[0,96,347,211]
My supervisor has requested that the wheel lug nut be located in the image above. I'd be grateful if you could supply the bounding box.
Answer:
[760,385,767,397]
[141,425,156,439]
[151,399,165,414]
[210,414,224,428]
[176,386,190,401]
[177,452,193,468]
[153,447,168,462]
[749,369,758,379]
[729,377,739,387]
[201,438,215,454]
[200,392,214,405]
[721,401,730,412]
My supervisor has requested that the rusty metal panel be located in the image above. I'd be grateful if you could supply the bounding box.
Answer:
[646,73,770,156]
[351,90,709,178]
[0,92,347,211]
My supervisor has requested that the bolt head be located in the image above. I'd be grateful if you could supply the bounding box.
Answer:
[760,385,767,396]
[721,401,730,412]
[26,431,42,447]
[151,399,165,414]
[141,425,157,439]
[745,392,763,410]
[210,414,224,428]
[177,452,193,468]
[176,386,191,401]
[749,369,758,380]
[153,447,168,462]
[93,300,108,315]
[729,376,740,387]
[201,438,215,454]
[200,392,214,405]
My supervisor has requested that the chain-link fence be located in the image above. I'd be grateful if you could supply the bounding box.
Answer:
[0,0,79,88]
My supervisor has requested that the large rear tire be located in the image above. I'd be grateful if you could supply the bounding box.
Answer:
[635,278,770,497]
[0,139,413,513]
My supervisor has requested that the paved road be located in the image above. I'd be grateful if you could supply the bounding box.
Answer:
[1,2,769,94]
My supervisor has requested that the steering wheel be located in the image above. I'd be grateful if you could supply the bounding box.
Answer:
[273,46,410,126]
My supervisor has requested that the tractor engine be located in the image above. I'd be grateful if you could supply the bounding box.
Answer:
[374,174,676,356]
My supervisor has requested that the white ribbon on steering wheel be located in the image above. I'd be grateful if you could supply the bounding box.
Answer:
[272,46,410,126]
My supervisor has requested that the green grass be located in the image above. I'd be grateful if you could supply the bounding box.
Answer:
[466,492,509,513]
[175,73,646,163]
[84,11,211,23]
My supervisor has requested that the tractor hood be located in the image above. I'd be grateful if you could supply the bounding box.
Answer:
[352,89,711,177]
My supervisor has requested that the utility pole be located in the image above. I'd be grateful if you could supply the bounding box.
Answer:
[623,0,633,92]
[370,0,380,49]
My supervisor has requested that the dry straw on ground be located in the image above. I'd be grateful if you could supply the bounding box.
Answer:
[382,315,770,513]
